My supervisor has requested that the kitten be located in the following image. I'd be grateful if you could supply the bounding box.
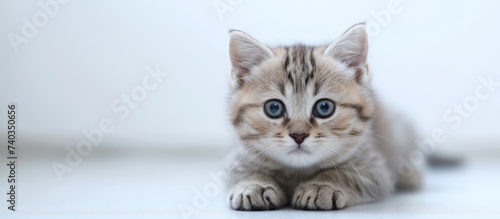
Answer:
[225,24,422,211]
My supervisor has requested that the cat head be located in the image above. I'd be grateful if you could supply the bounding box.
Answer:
[227,24,375,167]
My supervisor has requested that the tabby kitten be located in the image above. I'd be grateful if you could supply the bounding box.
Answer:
[226,24,422,211]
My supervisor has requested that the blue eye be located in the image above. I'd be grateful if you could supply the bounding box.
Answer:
[264,100,285,118]
[313,99,335,118]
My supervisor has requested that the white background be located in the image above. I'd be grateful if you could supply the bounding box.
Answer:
[1,0,499,150]
[1,1,500,218]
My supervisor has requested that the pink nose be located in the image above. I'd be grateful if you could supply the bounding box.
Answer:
[289,133,309,145]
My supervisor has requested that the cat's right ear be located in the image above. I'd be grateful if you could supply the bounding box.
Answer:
[228,30,273,86]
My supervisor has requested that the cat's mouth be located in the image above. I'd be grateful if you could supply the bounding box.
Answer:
[287,146,311,155]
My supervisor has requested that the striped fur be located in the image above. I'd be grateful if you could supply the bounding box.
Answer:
[226,24,422,211]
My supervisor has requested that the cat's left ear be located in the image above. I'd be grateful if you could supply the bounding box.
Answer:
[228,30,273,86]
[324,24,370,83]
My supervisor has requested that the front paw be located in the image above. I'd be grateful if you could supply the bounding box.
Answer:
[228,182,286,211]
[292,182,347,210]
